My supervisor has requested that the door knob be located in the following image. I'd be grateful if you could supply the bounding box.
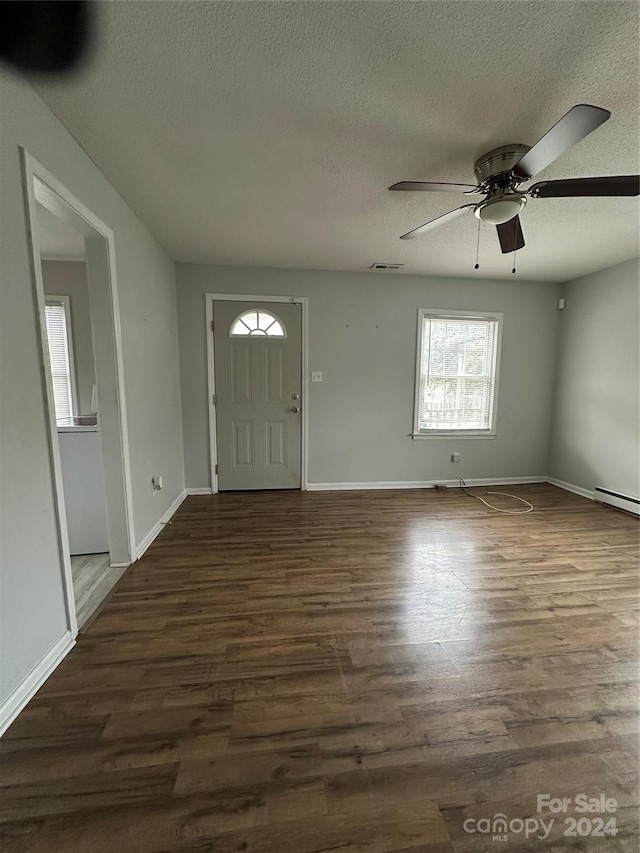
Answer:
[291,393,300,400]
[291,406,300,413]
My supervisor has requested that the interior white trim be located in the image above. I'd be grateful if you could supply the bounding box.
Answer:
[34,164,137,560]
[546,477,595,500]
[411,433,498,440]
[22,151,138,636]
[206,296,217,492]
[186,487,213,495]
[307,476,547,491]
[135,489,188,560]
[205,293,309,493]
[0,631,75,737]
[40,255,87,263]
[308,478,629,507]
[413,308,503,438]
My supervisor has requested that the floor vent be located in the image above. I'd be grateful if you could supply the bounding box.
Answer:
[594,487,640,517]
[370,263,404,271]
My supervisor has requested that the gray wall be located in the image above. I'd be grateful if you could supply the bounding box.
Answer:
[550,257,640,497]
[0,70,184,712]
[177,263,562,488]
[41,260,96,415]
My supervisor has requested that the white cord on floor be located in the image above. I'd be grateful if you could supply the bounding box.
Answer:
[459,479,534,514]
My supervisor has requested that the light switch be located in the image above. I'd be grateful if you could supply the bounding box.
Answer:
[311,371,323,383]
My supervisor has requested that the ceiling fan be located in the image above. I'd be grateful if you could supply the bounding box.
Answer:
[389,104,639,255]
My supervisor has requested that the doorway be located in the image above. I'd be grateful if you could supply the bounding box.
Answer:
[206,294,309,492]
[22,152,135,634]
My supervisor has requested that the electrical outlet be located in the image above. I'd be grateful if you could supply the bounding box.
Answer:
[311,371,323,383]
[451,452,461,463]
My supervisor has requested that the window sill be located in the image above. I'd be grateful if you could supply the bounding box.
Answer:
[412,432,497,440]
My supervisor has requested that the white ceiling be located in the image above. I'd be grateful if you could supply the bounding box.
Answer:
[35,203,85,259]
[32,1,639,282]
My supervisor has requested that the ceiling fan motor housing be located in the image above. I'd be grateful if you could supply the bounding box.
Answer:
[473,143,531,186]
[473,143,530,224]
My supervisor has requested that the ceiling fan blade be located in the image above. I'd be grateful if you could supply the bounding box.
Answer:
[496,216,525,254]
[513,104,610,180]
[399,204,476,240]
[390,181,481,194]
[529,175,640,198]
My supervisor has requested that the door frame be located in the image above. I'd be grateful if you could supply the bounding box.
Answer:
[22,151,137,637]
[205,293,309,493]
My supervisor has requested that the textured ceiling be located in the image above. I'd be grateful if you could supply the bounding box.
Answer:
[32,1,639,282]
[35,203,85,259]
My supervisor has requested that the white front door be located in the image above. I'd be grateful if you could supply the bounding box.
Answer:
[213,301,302,490]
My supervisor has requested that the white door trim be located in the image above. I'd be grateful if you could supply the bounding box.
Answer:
[205,293,309,493]
[21,151,136,638]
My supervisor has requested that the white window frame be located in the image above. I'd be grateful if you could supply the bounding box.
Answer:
[229,308,287,338]
[412,308,503,439]
[45,295,78,420]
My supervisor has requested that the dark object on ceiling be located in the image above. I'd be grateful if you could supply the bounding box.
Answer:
[0,1,93,75]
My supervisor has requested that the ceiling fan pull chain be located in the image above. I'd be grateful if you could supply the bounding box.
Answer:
[511,224,519,274]
[474,219,481,270]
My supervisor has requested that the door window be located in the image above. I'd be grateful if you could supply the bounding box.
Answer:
[230,310,286,337]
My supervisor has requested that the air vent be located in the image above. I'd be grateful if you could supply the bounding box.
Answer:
[370,262,405,271]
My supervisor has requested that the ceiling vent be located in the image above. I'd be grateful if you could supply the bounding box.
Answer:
[370,262,404,271]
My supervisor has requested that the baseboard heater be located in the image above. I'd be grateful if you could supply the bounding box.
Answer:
[594,487,640,517]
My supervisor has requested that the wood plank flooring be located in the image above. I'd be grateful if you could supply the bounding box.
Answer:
[1,484,638,852]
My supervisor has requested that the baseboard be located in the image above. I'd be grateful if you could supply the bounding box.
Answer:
[135,489,187,560]
[546,477,594,501]
[0,631,74,737]
[307,476,547,491]
[594,486,640,516]
[135,521,163,562]
[186,487,213,495]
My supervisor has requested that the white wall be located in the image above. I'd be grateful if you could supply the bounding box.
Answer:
[550,257,640,497]
[0,70,184,715]
[41,260,96,415]
[177,263,562,488]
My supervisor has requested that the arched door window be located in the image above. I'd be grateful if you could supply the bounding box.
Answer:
[230,310,286,337]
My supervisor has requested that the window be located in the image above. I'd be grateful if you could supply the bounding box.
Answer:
[414,310,501,437]
[230,310,285,337]
[44,297,77,421]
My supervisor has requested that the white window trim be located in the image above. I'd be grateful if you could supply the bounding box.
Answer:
[412,308,503,439]
[45,294,79,419]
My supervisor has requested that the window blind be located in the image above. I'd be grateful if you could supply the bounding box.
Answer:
[44,302,74,421]
[417,316,498,432]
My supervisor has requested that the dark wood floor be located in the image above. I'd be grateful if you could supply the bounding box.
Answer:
[1,484,638,852]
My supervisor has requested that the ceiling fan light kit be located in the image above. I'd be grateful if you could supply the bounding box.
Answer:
[474,191,527,225]
[389,104,639,261]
